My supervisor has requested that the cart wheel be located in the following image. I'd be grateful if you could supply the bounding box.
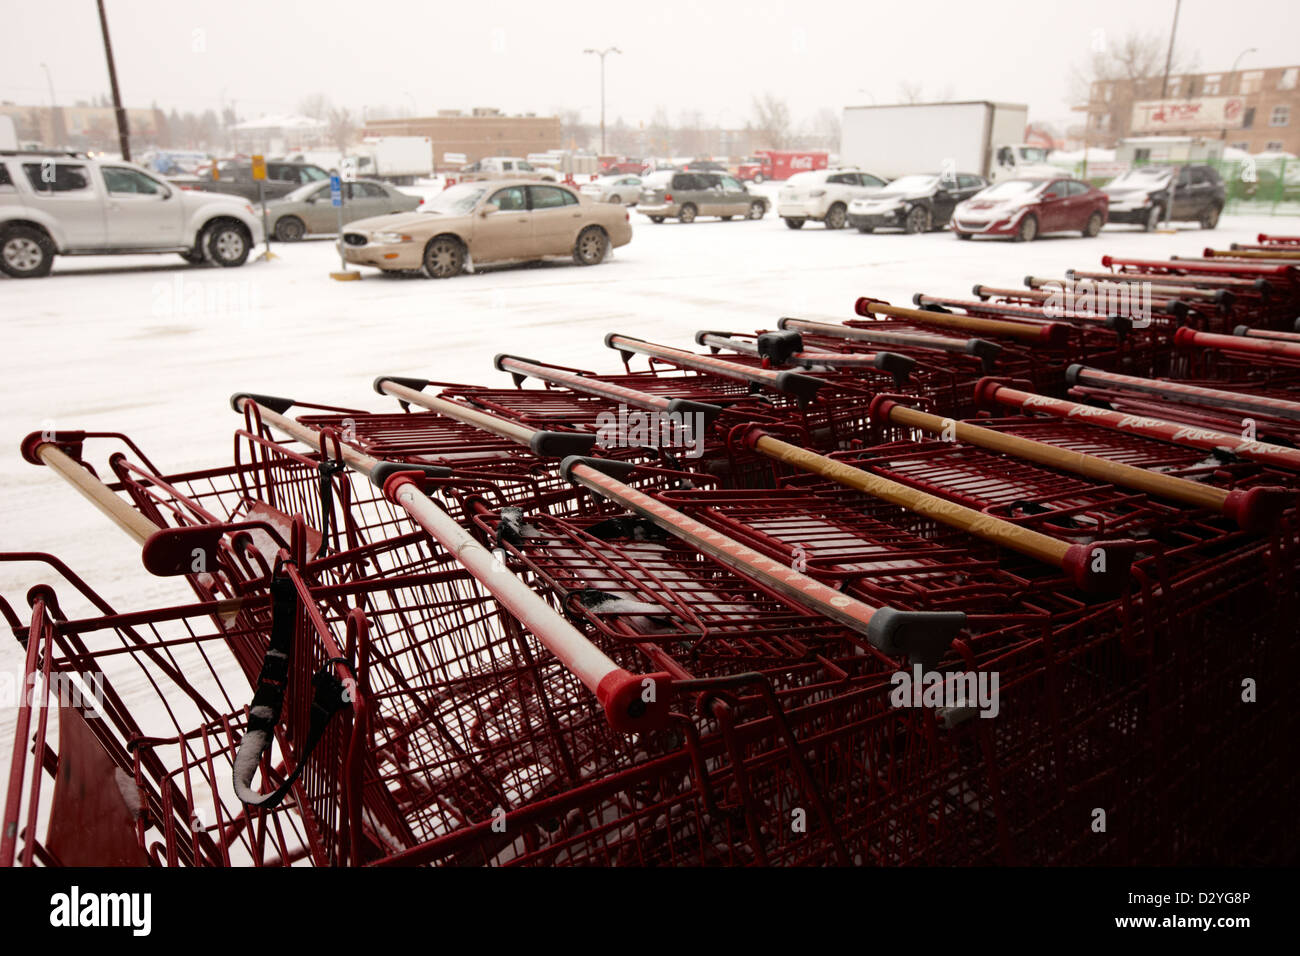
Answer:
[423,235,465,278]
[0,225,54,278]
[204,220,251,267]
[1013,214,1038,242]
[825,203,847,229]
[679,204,697,223]
[274,216,306,241]
[1083,212,1103,238]
[573,226,608,266]
[748,201,766,220]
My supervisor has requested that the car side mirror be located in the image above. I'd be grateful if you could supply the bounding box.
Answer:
[480,203,499,217]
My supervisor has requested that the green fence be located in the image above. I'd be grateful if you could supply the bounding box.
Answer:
[1064,156,1300,216]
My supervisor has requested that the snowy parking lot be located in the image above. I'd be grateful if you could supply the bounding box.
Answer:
[2,198,1298,760]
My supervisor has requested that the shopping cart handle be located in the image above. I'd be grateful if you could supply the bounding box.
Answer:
[368,462,454,488]
[559,456,638,482]
[867,607,968,668]
[141,521,290,577]
[530,431,599,458]
[755,330,804,365]
[372,375,430,395]
[229,392,295,414]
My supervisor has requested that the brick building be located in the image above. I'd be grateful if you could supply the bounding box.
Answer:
[363,108,561,169]
[1081,64,1299,153]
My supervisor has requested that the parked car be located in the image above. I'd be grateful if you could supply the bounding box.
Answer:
[681,160,728,173]
[847,172,989,233]
[777,168,888,229]
[340,180,631,278]
[1,150,263,277]
[579,174,643,205]
[951,177,1108,241]
[173,159,330,203]
[1103,164,1225,230]
[266,179,422,241]
[637,170,768,223]
[457,157,559,183]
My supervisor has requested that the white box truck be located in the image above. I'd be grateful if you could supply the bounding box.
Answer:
[840,102,1058,182]
[349,136,434,185]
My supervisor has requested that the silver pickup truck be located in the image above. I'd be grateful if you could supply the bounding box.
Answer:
[1,150,264,278]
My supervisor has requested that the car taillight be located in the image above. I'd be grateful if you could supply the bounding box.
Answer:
[664,193,673,202]
[418,197,424,204]
[625,210,630,222]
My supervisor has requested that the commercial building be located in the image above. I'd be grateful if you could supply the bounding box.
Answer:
[362,108,561,169]
[1080,64,1299,153]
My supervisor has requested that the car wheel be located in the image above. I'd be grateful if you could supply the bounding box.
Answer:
[1143,204,1163,232]
[573,225,608,266]
[1083,212,1103,238]
[753,173,764,184]
[904,206,931,234]
[679,204,697,223]
[204,220,251,267]
[784,218,805,230]
[650,216,665,224]
[955,231,972,240]
[1013,214,1038,242]
[721,215,734,221]
[274,216,306,241]
[609,194,621,204]
[748,202,766,220]
[1200,205,1221,230]
[423,235,465,278]
[856,225,874,234]
[0,226,55,278]
[825,203,847,229]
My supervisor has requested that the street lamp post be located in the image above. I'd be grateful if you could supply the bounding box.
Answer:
[584,47,621,154]
[1229,48,1258,88]
[39,63,58,146]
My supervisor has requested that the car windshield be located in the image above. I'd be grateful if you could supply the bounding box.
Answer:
[878,175,939,196]
[284,181,327,202]
[1108,167,1174,188]
[421,183,488,214]
[1018,147,1051,164]
[786,172,822,186]
[980,180,1044,199]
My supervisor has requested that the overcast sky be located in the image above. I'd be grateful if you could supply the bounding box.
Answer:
[2,0,1297,132]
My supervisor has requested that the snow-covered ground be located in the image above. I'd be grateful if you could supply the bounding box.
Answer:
[2,202,1298,779]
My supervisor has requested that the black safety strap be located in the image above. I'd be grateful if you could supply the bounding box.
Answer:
[315,459,347,558]
[234,573,352,809]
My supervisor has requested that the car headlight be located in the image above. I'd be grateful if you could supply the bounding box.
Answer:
[372,232,414,245]
[809,189,826,198]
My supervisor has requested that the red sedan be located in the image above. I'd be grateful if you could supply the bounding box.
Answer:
[951,177,1109,241]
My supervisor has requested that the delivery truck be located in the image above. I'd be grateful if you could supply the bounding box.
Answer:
[735,149,829,183]
[840,102,1058,182]
[346,136,434,185]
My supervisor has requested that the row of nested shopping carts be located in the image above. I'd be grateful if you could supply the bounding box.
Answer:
[5,234,1300,868]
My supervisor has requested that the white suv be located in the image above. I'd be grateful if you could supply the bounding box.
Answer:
[0,150,264,278]
[777,168,888,230]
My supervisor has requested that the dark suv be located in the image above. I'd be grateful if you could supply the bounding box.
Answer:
[1103,164,1225,230]
[175,160,330,203]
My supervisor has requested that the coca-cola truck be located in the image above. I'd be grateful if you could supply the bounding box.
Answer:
[734,149,829,183]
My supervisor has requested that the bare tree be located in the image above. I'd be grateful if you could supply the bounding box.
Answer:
[298,93,332,121]
[1071,30,1197,143]
[749,93,790,149]
[558,108,592,151]
[646,106,672,156]
[327,107,356,151]
[803,108,841,150]
[898,80,925,104]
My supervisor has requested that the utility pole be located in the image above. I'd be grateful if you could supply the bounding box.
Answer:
[1159,0,1182,99]
[96,0,131,161]
[584,47,621,154]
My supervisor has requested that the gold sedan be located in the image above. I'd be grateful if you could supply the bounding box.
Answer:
[341,180,633,278]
